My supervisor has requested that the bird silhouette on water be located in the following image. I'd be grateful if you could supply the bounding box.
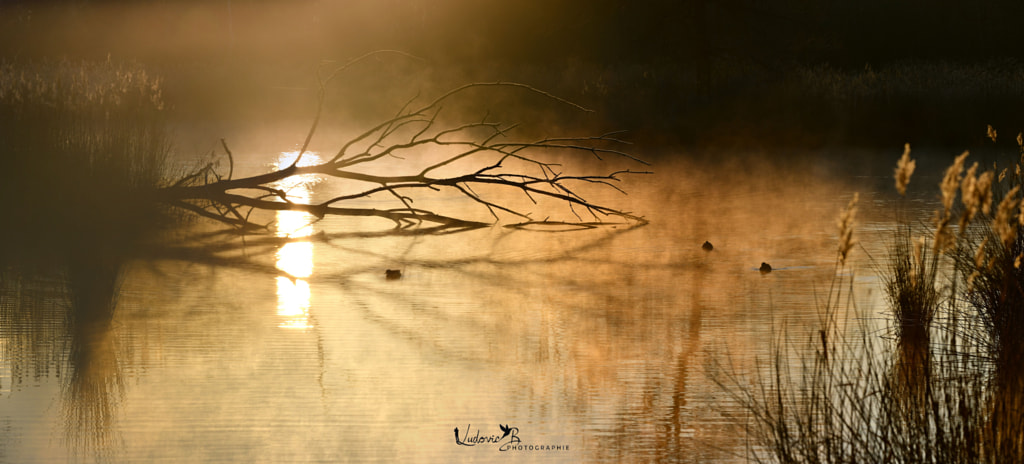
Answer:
[759,262,772,273]
[702,241,714,251]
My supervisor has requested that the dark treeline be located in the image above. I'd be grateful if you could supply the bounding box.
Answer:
[6,0,1022,66]
[3,0,1024,151]
[408,0,1024,68]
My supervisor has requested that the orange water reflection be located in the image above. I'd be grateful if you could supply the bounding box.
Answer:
[273,151,321,330]
[0,151,905,463]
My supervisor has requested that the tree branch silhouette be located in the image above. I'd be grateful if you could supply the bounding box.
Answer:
[159,72,649,233]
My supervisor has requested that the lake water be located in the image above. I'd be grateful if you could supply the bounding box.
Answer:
[0,145,944,463]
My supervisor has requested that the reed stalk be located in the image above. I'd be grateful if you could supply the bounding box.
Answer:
[716,138,1024,463]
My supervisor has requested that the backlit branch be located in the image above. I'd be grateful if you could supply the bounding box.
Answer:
[159,77,649,233]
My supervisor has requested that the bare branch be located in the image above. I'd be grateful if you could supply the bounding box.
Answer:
[219,138,235,180]
[294,50,424,168]
[158,75,647,235]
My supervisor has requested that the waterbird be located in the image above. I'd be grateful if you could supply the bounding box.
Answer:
[759,262,772,273]
[702,241,714,251]
[385,269,402,280]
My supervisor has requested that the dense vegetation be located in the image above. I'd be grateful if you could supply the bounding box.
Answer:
[2,1,1023,151]
[0,59,172,265]
[717,140,1024,463]
[3,3,1024,460]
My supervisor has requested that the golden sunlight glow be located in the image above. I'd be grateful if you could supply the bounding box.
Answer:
[276,277,312,330]
[272,151,322,330]
[0,339,10,397]
[277,242,314,278]
[271,150,323,199]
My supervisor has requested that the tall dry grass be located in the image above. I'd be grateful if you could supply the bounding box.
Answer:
[0,60,176,458]
[715,134,1024,463]
[0,58,172,263]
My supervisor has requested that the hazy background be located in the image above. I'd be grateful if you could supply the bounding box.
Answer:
[3,0,1024,154]
[1,3,1014,462]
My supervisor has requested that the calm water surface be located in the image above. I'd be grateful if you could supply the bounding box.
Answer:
[0,147,936,463]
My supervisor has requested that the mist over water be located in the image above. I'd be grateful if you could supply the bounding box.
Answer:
[9,0,1023,152]
[0,137,913,462]
[0,1,1020,462]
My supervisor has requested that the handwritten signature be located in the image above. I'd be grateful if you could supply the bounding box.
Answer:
[454,424,520,451]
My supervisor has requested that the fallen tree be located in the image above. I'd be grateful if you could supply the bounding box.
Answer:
[158,56,649,234]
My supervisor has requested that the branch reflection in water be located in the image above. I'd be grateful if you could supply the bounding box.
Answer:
[0,152,878,462]
[0,253,129,460]
[0,172,646,462]
[63,255,126,460]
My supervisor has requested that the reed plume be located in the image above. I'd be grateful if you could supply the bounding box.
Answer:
[934,152,970,253]
[911,236,925,285]
[960,162,980,229]
[1018,188,1024,228]
[838,193,858,265]
[993,185,1021,248]
[967,237,989,291]
[941,152,969,214]
[895,143,916,196]
[960,166,994,230]
[961,164,993,219]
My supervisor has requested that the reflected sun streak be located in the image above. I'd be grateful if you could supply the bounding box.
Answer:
[272,151,321,330]
[276,277,312,330]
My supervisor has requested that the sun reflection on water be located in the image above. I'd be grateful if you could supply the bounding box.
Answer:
[272,151,321,330]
